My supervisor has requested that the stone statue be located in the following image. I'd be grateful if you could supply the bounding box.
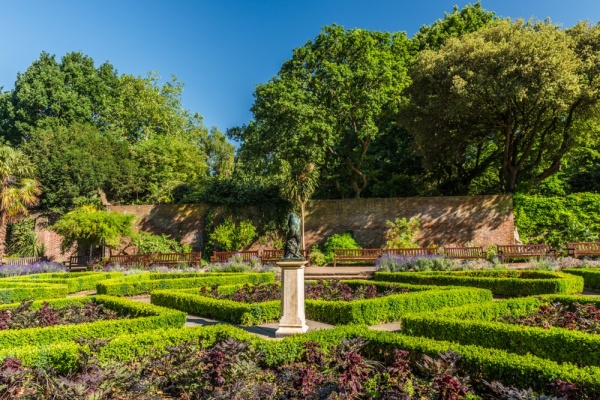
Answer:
[283,213,304,259]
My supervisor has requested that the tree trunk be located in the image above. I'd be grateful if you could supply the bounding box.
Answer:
[300,202,306,251]
[0,214,7,261]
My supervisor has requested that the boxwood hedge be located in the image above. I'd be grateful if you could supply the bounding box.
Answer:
[374,270,584,297]
[96,272,275,296]
[0,295,185,349]
[3,325,600,396]
[563,268,600,290]
[401,294,600,367]
[5,272,123,293]
[151,281,492,325]
[0,281,68,304]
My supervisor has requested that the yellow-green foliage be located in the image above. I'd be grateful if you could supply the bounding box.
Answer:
[401,295,600,367]
[96,272,275,296]
[0,281,68,303]
[375,270,584,297]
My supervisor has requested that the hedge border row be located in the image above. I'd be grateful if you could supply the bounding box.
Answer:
[96,272,276,296]
[2,325,600,396]
[0,295,186,349]
[0,281,68,303]
[563,268,600,290]
[151,281,492,325]
[401,294,600,367]
[6,272,123,293]
[374,270,584,297]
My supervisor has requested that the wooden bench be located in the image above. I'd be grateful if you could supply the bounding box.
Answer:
[150,252,202,267]
[68,255,97,271]
[333,248,382,267]
[209,251,261,263]
[383,248,438,257]
[444,246,487,260]
[567,242,600,259]
[497,244,556,262]
[2,256,48,265]
[261,249,311,264]
[104,254,151,268]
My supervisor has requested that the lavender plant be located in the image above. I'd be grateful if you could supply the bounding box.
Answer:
[0,262,66,277]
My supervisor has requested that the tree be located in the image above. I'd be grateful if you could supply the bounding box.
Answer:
[412,2,497,51]
[51,205,135,257]
[280,162,319,250]
[237,25,412,198]
[21,123,141,213]
[0,146,41,259]
[401,20,600,193]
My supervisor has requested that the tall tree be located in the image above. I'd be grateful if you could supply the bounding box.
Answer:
[0,146,41,259]
[401,20,600,193]
[237,25,412,198]
[412,2,497,51]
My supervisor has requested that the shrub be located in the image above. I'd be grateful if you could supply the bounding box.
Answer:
[385,217,420,249]
[130,231,184,254]
[375,270,584,297]
[563,268,600,290]
[0,262,66,277]
[376,254,458,272]
[309,245,327,266]
[152,282,492,326]
[7,272,123,293]
[5,219,45,258]
[0,282,68,304]
[514,193,600,250]
[204,254,271,272]
[322,232,361,264]
[96,272,275,296]
[401,295,600,367]
[209,217,257,251]
[4,325,600,397]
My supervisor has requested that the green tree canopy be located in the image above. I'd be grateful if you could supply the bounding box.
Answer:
[401,19,600,194]
[51,205,135,254]
[236,24,412,198]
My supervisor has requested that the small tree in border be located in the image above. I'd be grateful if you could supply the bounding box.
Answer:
[51,205,135,259]
[385,217,421,249]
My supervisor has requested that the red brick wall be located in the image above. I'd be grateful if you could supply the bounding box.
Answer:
[38,195,514,260]
[304,195,514,248]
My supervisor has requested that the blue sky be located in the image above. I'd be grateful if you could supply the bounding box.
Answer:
[2,1,600,133]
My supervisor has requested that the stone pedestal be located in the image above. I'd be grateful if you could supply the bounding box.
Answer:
[275,259,309,338]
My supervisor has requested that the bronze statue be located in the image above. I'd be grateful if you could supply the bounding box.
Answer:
[283,213,303,259]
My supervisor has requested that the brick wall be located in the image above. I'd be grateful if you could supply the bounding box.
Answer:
[38,195,514,260]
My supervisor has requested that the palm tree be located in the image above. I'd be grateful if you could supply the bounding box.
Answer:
[0,146,42,259]
[281,162,319,250]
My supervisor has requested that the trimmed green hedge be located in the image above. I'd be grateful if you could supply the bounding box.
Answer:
[0,281,68,303]
[0,295,185,349]
[375,270,584,297]
[151,281,492,325]
[2,325,600,396]
[96,272,275,296]
[401,294,600,367]
[563,268,600,290]
[6,272,123,293]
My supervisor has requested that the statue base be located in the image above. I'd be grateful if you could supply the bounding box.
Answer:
[275,259,309,337]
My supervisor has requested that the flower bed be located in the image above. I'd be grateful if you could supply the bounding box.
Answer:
[5,272,123,293]
[2,325,600,397]
[95,271,275,296]
[0,262,66,277]
[0,296,185,350]
[0,299,123,330]
[151,280,492,325]
[401,294,600,367]
[375,270,584,297]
